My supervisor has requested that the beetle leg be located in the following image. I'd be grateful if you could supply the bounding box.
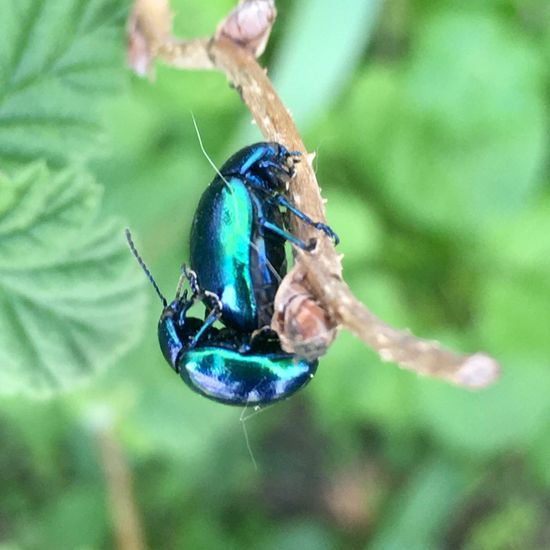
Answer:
[182,264,201,297]
[260,219,316,251]
[258,159,294,177]
[177,263,201,301]
[240,160,294,192]
[250,325,277,345]
[272,195,340,245]
[188,290,222,349]
[203,290,223,314]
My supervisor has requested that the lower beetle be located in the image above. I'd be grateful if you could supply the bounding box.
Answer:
[190,142,339,333]
[126,230,318,406]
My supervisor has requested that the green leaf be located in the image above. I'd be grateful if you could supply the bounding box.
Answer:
[0,0,126,170]
[370,458,467,550]
[476,272,550,359]
[0,164,147,397]
[264,521,336,550]
[527,419,550,490]
[463,497,541,550]
[323,188,383,268]
[338,12,547,234]
[416,358,550,456]
[479,193,550,275]
[29,485,108,549]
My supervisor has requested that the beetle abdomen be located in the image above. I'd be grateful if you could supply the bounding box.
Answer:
[178,347,317,405]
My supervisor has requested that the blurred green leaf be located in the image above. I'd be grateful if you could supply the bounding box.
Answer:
[476,272,550,359]
[171,0,233,38]
[336,12,547,233]
[265,520,336,550]
[416,359,550,456]
[323,188,383,268]
[31,485,108,549]
[479,193,550,275]
[0,164,147,397]
[527,419,550,490]
[369,458,467,550]
[463,497,540,550]
[0,0,126,170]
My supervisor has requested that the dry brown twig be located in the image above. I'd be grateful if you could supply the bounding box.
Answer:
[127,0,501,389]
[90,408,146,550]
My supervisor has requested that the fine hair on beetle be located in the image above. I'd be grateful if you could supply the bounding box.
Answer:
[192,116,285,283]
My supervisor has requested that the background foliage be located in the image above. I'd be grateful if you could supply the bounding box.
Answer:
[1,0,549,548]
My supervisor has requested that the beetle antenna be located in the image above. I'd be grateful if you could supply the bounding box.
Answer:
[125,228,168,308]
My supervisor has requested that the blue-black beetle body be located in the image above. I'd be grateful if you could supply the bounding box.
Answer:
[190,142,338,333]
[158,292,318,406]
[124,139,339,406]
[126,229,318,406]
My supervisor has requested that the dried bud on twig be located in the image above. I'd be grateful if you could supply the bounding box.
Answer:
[272,264,338,359]
[216,0,276,57]
[127,0,173,76]
[127,18,153,76]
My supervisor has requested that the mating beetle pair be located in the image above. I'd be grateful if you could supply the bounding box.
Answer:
[127,142,338,406]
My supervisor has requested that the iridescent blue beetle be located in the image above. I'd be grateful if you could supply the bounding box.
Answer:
[126,230,317,406]
[190,142,339,333]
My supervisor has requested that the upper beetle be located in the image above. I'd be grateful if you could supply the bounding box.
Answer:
[190,142,338,333]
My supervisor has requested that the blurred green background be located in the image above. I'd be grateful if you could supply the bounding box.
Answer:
[1,0,550,548]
